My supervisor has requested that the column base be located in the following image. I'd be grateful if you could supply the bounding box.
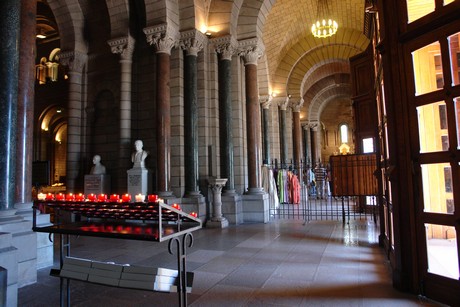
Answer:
[245,187,265,195]
[222,193,243,225]
[206,217,229,228]
[242,192,269,223]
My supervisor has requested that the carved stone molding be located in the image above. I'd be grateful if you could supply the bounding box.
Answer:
[292,98,304,112]
[180,29,206,56]
[259,95,273,109]
[211,35,238,61]
[273,96,289,110]
[108,35,135,60]
[59,50,87,73]
[143,23,179,55]
[237,38,265,65]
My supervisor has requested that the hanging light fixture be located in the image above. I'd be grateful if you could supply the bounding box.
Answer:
[311,0,338,38]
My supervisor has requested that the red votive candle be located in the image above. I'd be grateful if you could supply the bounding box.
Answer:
[172,203,181,210]
[98,194,107,202]
[66,193,76,201]
[190,212,198,218]
[110,194,120,202]
[75,193,85,202]
[148,194,158,202]
[56,193,65,201]
[122,194,131,202]
[45,193,55,201]
[87,193,97,202]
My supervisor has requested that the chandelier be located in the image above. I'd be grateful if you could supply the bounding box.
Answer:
[311,0,338,38]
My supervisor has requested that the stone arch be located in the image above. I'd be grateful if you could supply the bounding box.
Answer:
[47,0,87,53]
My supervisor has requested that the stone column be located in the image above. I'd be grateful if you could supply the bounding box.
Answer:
[144,24,178,197]
[60,51,87,192]
[108,35,135,189]
[238,41,264,194]
[215,37,237,195]
[292,102,302,170]
[15,0,36,213]
[180,30,205,198]
[303,124,311,166]
[260,95,272,165]
[310,124,318,164]
[0,0,20,215]
[207,177,229,228]
[278,97,289,168]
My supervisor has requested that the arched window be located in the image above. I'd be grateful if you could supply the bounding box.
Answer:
[339,124,348,144]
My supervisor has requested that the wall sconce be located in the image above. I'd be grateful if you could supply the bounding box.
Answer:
[35,48,60,85]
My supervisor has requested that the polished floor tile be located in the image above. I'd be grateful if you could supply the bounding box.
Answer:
[18,219,444,307]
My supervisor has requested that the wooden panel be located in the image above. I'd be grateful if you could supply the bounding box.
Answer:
[330,154,378,196]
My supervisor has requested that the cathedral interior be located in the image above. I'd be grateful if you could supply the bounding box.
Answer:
[0,0,460,306]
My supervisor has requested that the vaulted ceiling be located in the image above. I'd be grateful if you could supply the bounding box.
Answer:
[36,0,370,123]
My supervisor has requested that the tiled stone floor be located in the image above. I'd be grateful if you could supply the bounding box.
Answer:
[19,219,444,306]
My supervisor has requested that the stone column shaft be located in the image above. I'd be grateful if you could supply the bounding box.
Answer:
[60,51,87,192]
[0,0,20,211]
[279,107,288,166]
[245,63,261,189]
[108,36,135,189]
[156,52,171,193]
[184,52,199,195]
[15,0,36,207]
[293,110,301,169]
[218,58,235,192]
[311,127,317,164]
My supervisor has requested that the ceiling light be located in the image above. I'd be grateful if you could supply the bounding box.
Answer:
[311,0,338,38]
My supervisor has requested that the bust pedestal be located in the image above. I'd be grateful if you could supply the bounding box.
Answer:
[84,174,111,195]
[127,167,151,200]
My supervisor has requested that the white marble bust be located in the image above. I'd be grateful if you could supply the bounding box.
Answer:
[131,140,148,168]
[90,154,106,175]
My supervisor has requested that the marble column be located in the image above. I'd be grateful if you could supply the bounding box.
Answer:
[15,0,36,212]
[292,103,302,170]
[207,177,229,228]
[181,31,205,198]
[215,38,236,195]
[0,0,20,214]
[60,51,87,192]
[278,98,289,168]
[239,44,264,194]
[144,24,178,197]
[310,125,318,164]
[260,96,272,165]
[303,124,311,166]
[108,35,135,189]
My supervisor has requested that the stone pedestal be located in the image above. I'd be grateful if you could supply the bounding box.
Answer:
[206,178,228,228]
[222,193,243,225]
[181,195,206,223]
[0,232,17,307]
[242,191,269,223]
[84,174,111,195]
[127,168,150,200]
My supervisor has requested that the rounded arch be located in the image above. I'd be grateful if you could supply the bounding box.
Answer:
[46,0,87,53]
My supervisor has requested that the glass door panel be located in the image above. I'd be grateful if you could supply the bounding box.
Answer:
[420,163,453,214]
[411,42,442,96]
[448,32,460,86]
[406,0,435,23]
[425,223,459,279]
[417,102,449,153]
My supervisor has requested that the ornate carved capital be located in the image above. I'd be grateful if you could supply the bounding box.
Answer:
[237,38,264,65]
[259,95,273,109]
[211,35,238,61]
[59,50,87,73]
[291,98,304,112]
[108,35,135,60]
[273,96,290,110]
[143,23,179,55]
[180,29,206,56]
